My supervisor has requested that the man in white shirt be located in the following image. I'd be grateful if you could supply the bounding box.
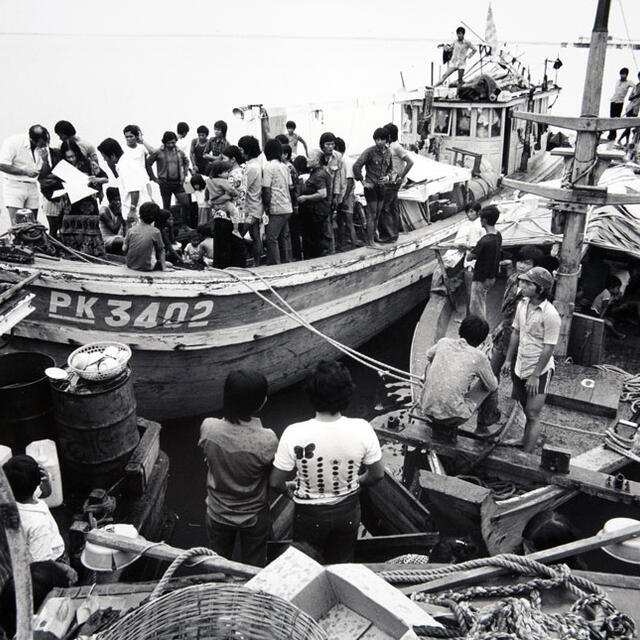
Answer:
[0,125,50,224]
[608,67,634,141]
[437,26,477,87]
[270,361,384,563]
[176,121,192,159]
[502,267,560,452]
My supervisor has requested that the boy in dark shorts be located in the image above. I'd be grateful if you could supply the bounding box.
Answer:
[502,267,560,452]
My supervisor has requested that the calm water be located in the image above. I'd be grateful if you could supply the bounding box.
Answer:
[160,301,640,575]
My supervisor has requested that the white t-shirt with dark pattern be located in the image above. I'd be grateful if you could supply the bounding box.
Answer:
[273,414,382,505]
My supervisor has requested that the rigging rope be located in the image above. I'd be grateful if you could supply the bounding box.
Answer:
[218,266,422,384]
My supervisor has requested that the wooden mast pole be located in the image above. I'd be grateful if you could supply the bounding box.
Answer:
[554,0,611,354]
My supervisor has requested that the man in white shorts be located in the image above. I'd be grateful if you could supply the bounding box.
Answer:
[0,125,50,224]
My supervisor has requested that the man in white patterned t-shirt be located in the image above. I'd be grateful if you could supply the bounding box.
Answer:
[270,361,384,563]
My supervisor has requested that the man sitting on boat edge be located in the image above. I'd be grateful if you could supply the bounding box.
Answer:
[418,314,498,433]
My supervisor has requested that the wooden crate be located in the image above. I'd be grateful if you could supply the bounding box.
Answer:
[125,419,161,498]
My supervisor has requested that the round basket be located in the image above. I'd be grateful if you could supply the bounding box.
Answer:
[95,548,328,640]
[67,342,131,382]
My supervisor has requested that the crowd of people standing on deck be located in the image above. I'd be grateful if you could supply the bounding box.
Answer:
[0,118,415,271]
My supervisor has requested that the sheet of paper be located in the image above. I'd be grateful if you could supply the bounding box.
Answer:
[51,159,98,203]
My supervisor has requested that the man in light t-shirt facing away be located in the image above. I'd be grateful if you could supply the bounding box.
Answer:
[270,361,385,563]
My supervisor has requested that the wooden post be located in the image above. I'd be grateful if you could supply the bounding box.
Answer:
[554,0,611,355]
[0,468,33,640]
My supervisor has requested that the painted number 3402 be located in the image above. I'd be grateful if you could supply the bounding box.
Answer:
[49,292,214,329]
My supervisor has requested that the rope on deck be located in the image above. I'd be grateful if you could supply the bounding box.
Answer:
[379,553,635,640]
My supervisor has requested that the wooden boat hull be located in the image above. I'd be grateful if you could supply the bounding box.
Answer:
[0,220,460,419]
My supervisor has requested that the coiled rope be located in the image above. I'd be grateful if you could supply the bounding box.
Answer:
[378,554,635,640]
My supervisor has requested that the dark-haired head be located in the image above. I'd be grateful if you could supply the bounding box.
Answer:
[274,134,288,146]
[334,137,346,154]
[373,127,389,142]
[197,125,210,136]
[61,139,87,168]
[620,67,629,76]
[606,275,622,292]
[106,187,120,203]
[177,122,189,136]
[123,124,141,137]
[480,205,500,227]
[54,120,76,139]
[319,132,336,148]
[264,138,283,162]
[238,135,261,160]
[98,138,123,161]
[209,160,229,178]
[456,26,465,35]
[139,201,160,224]
[4,455,40,503]
[517,245,544,268]
[214,120,228,137]
[223,370,268,424]
[384,123,399,142]
[459,314,489,347]
[222,145,244,166]
[190,173,206,190]
[293,155,308,174]
[162,130,178,144]
[286,120,296,131]
[154,207,171,228]
[305,360,353,415]
[281,143,292,161]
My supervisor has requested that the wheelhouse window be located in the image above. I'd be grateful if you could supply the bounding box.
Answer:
[455,108,472,137]
[433,108,452,135]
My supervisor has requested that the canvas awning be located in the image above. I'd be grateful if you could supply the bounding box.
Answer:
[399,154,472,201]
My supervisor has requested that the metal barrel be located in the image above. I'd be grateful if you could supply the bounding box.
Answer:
[0,352,55,452]
[51,367,139,489]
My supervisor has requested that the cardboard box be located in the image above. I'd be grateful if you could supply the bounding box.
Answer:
[247,547,440,639]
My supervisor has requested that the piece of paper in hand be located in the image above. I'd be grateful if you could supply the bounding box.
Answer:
[51,159,98,204]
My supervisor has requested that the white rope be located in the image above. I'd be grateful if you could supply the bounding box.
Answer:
[219,267,420,384]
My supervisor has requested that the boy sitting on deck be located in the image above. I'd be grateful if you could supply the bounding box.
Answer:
[419,314,498,431]
[123,202,167,271]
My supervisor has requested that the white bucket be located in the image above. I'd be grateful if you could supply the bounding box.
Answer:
[25,439,63,507]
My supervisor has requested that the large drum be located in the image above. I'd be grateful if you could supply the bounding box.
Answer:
[51,367,139,489]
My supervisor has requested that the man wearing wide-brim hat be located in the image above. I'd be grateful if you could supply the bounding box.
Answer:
[501,267,560,452]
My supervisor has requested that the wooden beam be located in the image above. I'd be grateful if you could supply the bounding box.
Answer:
[85,530,259,578]
[501,178,640,206]
[511,111,640,132]
[401,521,640,595]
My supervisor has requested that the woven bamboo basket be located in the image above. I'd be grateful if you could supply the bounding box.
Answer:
[95,547,328,640]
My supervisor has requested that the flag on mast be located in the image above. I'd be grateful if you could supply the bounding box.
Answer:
[485,1,499,55]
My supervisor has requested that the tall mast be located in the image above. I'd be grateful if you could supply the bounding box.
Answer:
[553,0,611,354]
[505,0,640,360]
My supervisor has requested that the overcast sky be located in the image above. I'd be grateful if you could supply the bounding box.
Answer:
[1,0,639,152]
[1,0,639,43]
